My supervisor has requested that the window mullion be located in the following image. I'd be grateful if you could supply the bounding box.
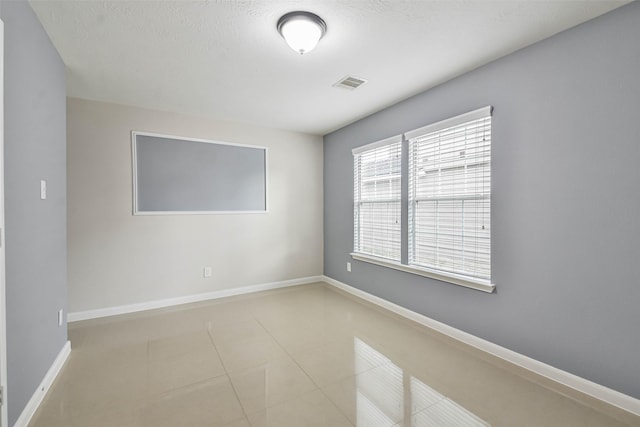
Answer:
[400,135,409,265]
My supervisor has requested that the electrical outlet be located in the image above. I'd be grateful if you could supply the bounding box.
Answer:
[347,262,351,272]
[203,266,213,278]
[58,309,64,326]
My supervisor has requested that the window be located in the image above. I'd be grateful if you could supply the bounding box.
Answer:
[353,136,402,262]
[407,109,491,281]
[352,107,494,292]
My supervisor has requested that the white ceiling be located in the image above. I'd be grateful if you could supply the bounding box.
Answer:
[29,0,629,135]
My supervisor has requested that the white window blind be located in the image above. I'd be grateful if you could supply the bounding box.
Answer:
[408,108,491,281]
[353,136,402,262]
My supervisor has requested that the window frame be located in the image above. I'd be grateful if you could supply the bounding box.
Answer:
[408,108,492,282]
[351,107,495,293]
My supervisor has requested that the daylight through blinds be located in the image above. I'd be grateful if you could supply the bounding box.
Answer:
[354,138,402,261]
[408,114,491,280]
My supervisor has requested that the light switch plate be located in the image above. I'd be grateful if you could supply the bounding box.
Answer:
[40,180,47,200]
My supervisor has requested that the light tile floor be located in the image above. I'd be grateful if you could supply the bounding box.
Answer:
[29,283,638,426]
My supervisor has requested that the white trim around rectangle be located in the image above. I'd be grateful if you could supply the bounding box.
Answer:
[131,131,269,215]
[132,210,269,216]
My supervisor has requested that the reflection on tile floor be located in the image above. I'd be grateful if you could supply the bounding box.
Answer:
[30,283,638,426]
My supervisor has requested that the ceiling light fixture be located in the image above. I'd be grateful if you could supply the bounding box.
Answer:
[277,11,326,55]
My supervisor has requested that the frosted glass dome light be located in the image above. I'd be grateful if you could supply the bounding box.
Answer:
[277,11,327,55]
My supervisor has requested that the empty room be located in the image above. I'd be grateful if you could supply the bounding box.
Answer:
[1,0,639,426]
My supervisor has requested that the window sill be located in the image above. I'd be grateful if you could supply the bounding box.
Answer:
[350,253,495,293]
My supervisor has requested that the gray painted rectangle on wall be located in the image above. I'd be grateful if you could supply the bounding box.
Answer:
[133,133,267,213]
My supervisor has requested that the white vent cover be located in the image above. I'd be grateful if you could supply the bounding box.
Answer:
[333,75,367,90]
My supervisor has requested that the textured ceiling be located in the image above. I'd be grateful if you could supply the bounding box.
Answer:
[29,0,629,135]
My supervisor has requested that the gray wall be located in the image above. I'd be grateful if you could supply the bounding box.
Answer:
[1,1,68,424]
[324,2,640,399]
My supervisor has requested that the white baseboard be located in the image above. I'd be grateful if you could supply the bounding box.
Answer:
[68,275,324,322]
[322,275,640,417]
[14,340,71,427]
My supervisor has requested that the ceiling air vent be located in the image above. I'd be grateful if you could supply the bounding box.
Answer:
[333,75,367,90]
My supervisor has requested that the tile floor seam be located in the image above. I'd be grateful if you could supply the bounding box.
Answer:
[253,314,370,427]
[205,322,252,422]
[317,385,358,427]
[252,315,323,389]
[249,315,330,421]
